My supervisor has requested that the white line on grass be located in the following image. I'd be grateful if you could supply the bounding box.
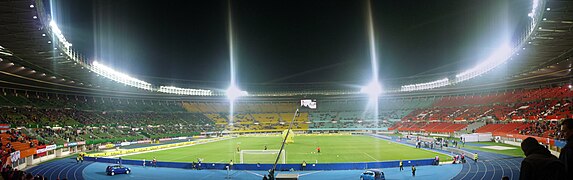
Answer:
[106,137,234,158]
[363,152,379,161]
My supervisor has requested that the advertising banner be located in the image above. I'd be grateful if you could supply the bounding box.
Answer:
[46,144,57,151]
[10,151,20,163]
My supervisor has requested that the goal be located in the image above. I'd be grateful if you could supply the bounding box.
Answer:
[240,150,286,164]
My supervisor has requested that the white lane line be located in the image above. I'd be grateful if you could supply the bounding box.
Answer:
[480,160,489,180]
[459,160,473,180]
[469,161,481,180]
[299,171,323,176]
[245,171,264,177]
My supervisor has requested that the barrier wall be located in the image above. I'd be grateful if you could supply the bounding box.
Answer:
[84,157,434,171]
[493,133,555,146]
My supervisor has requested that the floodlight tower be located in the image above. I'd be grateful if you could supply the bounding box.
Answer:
[361,0,383,124]
[225,0,246,125]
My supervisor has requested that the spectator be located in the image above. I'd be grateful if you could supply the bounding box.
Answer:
[519,137,566,180]
[559,118,573,176]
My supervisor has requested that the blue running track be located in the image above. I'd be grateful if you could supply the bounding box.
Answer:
[25,158,93,180]
[452,149,523,180]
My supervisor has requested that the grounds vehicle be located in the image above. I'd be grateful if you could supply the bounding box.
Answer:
[360,169,385,180]
[106,164,131,176]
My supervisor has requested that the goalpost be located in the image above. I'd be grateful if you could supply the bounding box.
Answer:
[240,150,286,164]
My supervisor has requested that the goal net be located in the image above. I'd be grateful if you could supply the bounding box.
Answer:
[240,150,286,164]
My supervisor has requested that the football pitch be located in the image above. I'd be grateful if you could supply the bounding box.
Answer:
[122,135,451,164]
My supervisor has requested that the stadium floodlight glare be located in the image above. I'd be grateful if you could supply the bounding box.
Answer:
[158,86,213,96]
[361,81,382,99]
[226,84,247,102]
[0,51,13,56]
[49,20,73,48]
[455,43,511,82]
[91,61,152,90]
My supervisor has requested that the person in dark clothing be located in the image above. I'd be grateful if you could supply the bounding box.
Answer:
[559,118,573,176]
[519,137,567,180]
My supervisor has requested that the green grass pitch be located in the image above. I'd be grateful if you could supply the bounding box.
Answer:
[122,135,452,164]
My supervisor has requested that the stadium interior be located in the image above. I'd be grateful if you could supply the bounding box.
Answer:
[0,0,572,179]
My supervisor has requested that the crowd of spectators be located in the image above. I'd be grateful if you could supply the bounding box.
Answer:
[1,165,47,180]
[518,121,561,138]
[0,93,220,146]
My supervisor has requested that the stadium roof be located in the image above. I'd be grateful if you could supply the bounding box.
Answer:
[0,0,571,98]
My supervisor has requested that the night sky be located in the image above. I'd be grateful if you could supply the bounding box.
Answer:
[48,0,530,89]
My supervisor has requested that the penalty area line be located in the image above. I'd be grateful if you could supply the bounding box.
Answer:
[363,152,379,161]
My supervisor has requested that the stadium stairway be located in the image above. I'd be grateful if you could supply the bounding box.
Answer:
[463,121,486,133]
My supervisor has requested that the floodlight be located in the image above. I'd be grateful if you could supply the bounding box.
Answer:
[569,84,572,89]
[361,81,382,98]
[33,16,37,19]
[30,5,34,8]
[226,84,247,101]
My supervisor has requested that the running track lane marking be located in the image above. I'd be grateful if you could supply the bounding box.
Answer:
[459,159,473,179]
[245,171,264,177]
[299,171,323,176]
